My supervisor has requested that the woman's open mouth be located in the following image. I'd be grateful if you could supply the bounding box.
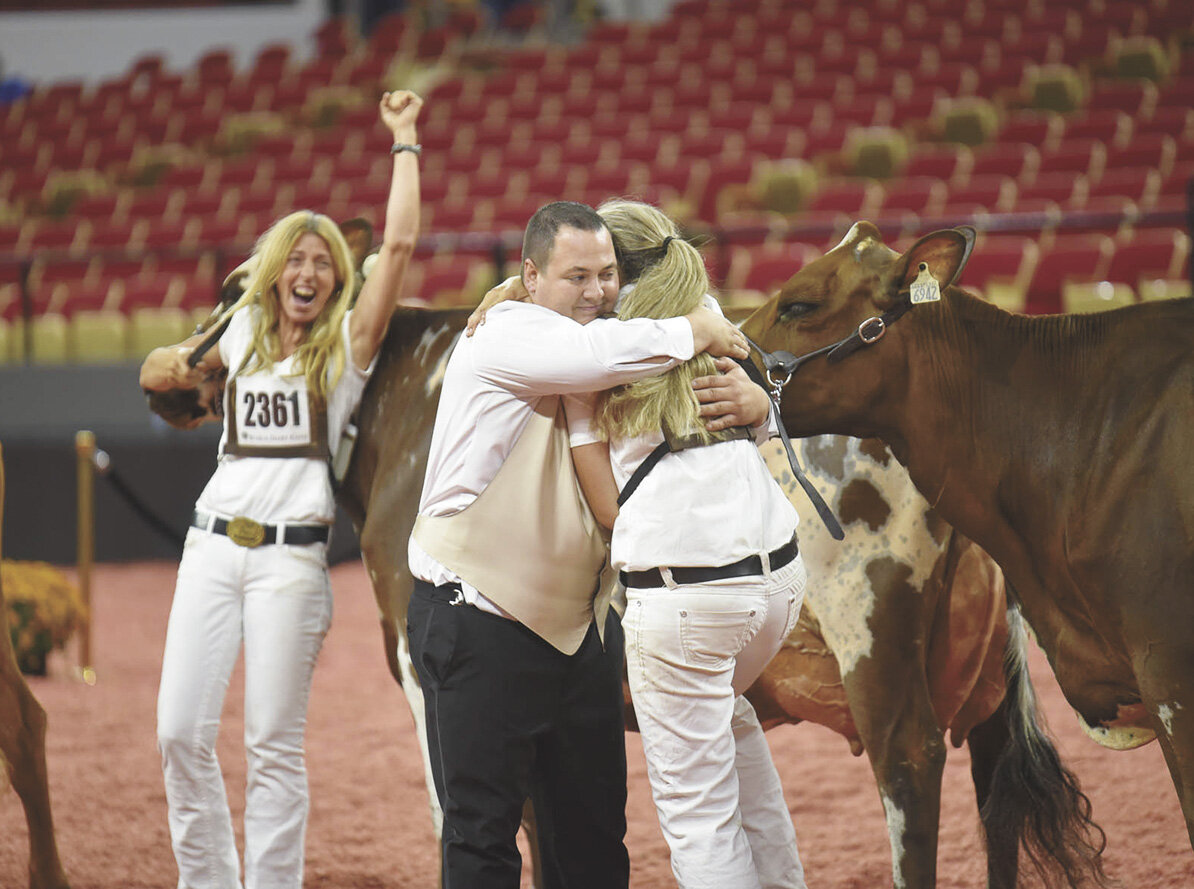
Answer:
[293,286,317,306]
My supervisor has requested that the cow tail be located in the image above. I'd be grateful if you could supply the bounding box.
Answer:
[981,605,1112,889]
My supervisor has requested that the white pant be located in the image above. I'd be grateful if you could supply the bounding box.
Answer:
[623,555,808,889]
[157,528,332,889]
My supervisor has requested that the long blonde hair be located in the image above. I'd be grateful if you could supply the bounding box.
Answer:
[235,211,358,401]
[593,199,718,444]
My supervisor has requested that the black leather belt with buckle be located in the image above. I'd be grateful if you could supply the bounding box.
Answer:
[620,536,799,589]
[192,511,330,548]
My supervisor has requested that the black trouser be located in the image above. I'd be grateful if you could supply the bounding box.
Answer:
[407,580,629,889]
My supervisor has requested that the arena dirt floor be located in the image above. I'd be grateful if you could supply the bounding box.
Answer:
[2,560,1191,888]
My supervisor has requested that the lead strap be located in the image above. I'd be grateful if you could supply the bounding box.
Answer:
[735,357,845,541]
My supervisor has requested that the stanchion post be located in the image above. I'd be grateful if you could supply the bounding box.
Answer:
[74,430,96,684]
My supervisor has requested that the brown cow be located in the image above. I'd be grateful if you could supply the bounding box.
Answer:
[740,220,1194,857]
[0,443,71,889]
[335,304,1107,888]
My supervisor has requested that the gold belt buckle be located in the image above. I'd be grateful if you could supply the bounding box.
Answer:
[227,516,267,548]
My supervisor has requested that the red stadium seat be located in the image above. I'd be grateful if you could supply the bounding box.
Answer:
[43,279,116,317]
[724,241,820,295]
[72,192,124,223]
[1089,79,1157,117]
[970,142,1039,180]
[1087,168,1159,206]
[489,197,545,232]
[797,179,881,226]
[1133,106,1193,143]
[27,220,86,255]
[888,92,942,127]
[87,219,148,254]
[1036,140,1106,180]
[118,273,183,312]
[1058,24,1114,68]
[417,257,485,305]
[903,144,971,183]
[1060,110,1132,146]
[996,110,1062,147]
[1017,174,1084,206]
[195,49,235,88]
[955,234,1037,295]
[878,177,948,217]
[1025,233,1114,314]
[35,257,94,287]
[1105,228,1189,286]
[1105,135,1177,178]
[802,124,851,159]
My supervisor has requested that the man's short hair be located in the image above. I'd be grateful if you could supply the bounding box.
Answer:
[522,201,607,271]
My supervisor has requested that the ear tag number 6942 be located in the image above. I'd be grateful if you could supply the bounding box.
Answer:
[910,264,942,304]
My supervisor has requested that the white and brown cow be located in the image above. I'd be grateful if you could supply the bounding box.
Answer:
[0,444,72,889]
[741,219,1194,859]
[336,305,1108,889]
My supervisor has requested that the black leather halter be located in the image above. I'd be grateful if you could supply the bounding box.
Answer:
[737,295,918,543]
[745,297,914,404]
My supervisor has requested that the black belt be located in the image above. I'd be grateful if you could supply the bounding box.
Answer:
[192,510,330,547]
[413,578,465,604]
[620,536,799,589]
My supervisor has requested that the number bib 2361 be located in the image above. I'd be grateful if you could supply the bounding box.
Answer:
[225,376,329,458]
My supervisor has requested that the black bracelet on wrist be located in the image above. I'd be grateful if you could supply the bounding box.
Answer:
[390,142,422,156]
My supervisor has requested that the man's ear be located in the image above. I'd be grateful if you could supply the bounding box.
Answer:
[523,258,539,299]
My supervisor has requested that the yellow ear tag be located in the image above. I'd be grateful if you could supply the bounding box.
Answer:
[910,263,942,304]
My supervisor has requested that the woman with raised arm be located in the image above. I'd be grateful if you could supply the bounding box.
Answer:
[580,200,809,889]
[138,90,422,889]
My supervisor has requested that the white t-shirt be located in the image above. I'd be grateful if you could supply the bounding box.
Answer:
[567,293,797,573]
[409,300,697,603]
[194,307,374,525]
[568,398,798,573]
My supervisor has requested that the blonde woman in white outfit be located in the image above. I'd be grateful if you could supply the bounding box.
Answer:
[139,91,423,889]
[572,200,810,889]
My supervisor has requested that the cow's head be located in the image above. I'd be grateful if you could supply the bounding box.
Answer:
[741,222,974,439]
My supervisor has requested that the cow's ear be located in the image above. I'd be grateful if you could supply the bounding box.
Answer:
[893,226,977,294]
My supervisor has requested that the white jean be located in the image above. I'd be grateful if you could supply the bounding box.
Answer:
[157,528,332,889]
[623,555,808,889]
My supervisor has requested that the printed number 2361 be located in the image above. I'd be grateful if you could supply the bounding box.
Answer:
[243,391,301,428]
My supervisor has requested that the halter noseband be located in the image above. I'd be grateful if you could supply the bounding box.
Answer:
[744,297,914,403]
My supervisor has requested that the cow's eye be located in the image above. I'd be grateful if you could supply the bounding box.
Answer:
[778,301,817,322]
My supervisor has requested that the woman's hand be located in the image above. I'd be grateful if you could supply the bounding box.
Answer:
[139,342,208,392]
[380,89,423,143]
[684,306,750,359]
[466,276,530,336]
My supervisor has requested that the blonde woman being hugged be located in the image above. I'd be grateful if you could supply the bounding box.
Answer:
[138,90,422,889]
[574,200,810,889]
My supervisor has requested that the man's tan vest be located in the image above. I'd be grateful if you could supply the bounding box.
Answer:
[413,396,610,655]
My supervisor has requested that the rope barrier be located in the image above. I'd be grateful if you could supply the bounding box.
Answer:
[89,448,188,550]
[72,433,190,683]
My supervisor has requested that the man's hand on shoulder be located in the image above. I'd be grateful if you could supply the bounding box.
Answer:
[693,357,771,431]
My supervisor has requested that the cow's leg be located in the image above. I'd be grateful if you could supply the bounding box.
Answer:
[841,561,944,889]
[966,688,1017,888]
[357,506,445,840]
[0,669,70,889]
[358,567,444,841]
[845,657,944,889]
[1154,713,1194,849]
[1133,639,1194,849]
[975,608,1110,889]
